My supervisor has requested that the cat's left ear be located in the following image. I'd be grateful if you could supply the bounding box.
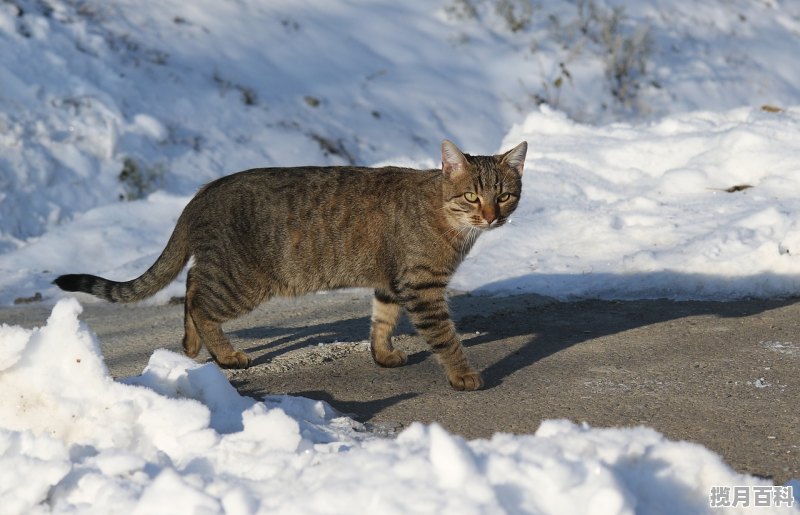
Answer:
[441,139,469,180]
[500,141,528,176]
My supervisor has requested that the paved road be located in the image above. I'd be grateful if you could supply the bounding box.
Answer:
[4,291,798,484]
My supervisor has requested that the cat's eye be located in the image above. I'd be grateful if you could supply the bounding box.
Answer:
[497,192,512,202]
[464,192,479,203]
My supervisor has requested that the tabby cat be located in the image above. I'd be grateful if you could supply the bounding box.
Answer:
[55,140,527,390]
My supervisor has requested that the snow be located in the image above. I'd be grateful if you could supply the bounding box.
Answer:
[1,0,800,304]
[5,106,800,303]
[1,299,796,514]
[2,0,800,512]
[452,106,800,299]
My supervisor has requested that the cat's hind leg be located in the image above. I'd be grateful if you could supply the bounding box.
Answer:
[184,265,257,369]
[194,316,251,368]
[370,289,406,367]
[182,268,201,358]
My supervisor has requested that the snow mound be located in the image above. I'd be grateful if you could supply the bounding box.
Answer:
[0,300,792,514]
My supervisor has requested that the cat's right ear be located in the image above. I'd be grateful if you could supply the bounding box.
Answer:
[501,141,528,176]
[441,139,468,180]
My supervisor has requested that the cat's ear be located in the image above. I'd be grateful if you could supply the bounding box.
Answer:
[500,141,528,176]
[441,139,469,179]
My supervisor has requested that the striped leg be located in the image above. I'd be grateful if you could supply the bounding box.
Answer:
[400,284,482,391]
[370,290,406,367]
[194,316,251,369]
[182,267,201,358]
[185,264,253,369]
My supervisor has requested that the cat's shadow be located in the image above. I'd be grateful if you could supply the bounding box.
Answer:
[229,284,799,392]
[232,309,434,369]
[231,314,377,366]
[450,285,800,390]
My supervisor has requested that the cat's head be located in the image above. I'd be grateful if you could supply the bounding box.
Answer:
[440,139,527,231]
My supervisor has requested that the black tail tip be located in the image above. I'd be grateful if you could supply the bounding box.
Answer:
[53,274,83,292]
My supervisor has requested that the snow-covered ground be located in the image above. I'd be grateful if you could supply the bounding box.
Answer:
[2,0,800,512]
[1,0,800,304]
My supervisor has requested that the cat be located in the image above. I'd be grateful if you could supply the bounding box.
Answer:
[54,139,527,390]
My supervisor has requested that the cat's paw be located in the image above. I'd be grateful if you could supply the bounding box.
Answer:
[447,369,483,391]
[215,351,252,369]
[373,349,408,368]
[182,336,201,358]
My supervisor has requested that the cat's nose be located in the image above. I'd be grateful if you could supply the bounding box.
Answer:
[482,207,496,224]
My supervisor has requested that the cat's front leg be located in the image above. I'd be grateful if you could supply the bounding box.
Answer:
[370,289,407,367]
[399,286,483,391]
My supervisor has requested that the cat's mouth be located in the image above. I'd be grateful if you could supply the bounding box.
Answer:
[471,218,505,231]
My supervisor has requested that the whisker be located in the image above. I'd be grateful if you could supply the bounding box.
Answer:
[441,224,462,240]
[458,226,480,260]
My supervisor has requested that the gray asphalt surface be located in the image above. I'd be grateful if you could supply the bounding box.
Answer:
[3,290,798,485]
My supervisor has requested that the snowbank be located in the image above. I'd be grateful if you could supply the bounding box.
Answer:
[0,299,794,514]
[4,106,797,305]
[453,106,800,299]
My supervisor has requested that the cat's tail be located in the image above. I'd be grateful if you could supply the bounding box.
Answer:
[53,215,191,303]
